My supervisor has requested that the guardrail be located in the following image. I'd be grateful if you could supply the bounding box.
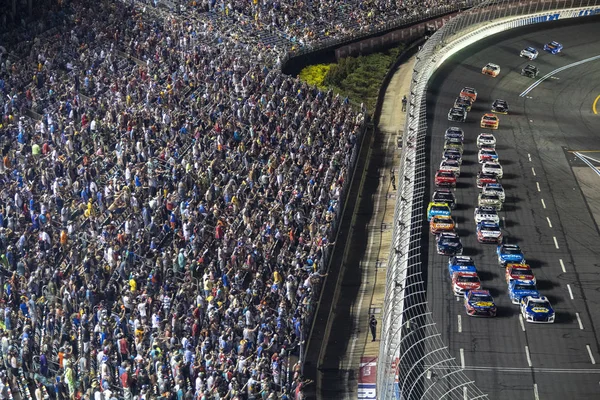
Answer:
[378,0,600,399]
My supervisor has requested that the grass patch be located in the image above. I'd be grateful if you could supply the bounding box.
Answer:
[298,44,405,114]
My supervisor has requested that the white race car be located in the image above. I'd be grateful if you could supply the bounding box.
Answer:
[440,159,461,177]
[520,46,538,60]
[482,183,505,202]
[481,162,503,179]
[474,206,500,225]
[477,133,496,149]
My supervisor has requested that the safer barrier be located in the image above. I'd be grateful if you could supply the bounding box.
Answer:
[378,0,600,399]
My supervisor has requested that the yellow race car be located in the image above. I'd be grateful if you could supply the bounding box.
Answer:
[430,215,456,235]
[480,113,499,130]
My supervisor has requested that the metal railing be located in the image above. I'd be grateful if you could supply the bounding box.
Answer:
[378,0,600,399]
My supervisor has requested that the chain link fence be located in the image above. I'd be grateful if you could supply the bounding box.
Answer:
[378,0,600,399]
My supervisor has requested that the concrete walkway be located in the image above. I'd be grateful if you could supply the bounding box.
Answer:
[315,56,416,399]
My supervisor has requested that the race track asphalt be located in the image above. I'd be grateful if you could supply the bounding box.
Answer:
[425,15,600,400]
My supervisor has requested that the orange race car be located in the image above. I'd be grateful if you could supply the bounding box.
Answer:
[430,215,456,235]
[480,113,499,129]
[459,87,477,102]
[481,63,501,77]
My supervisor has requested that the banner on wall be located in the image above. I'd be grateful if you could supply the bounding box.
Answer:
[357,357,377,399]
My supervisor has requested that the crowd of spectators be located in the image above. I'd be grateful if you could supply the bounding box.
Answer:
[0,0,367,398]
[0,0,475,398]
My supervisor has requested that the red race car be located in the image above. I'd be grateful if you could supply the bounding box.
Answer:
[435,170,457,187]
[452,271,481,296]
[505,263,536,285]
[476,171,499,188]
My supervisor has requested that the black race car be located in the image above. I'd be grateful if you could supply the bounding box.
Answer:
[448,107,467,122]
[521,64,539,78]
[432,189,456,209]
[491,99,508,114]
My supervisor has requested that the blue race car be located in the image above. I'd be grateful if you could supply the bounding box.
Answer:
[437,232,463,256]
[445,127,465,141]
[464,289,497,317]
[442,149,463,165]
[448,256,477,279]
[543,41,563,54]
[520,295,555,323]
[497,243,525,266]
[508,280,539,305]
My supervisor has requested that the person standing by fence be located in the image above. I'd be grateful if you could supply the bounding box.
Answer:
[369,315,377,342]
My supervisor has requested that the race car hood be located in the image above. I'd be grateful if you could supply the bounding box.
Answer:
[468,300,495,309]
[455,282,481,290]
[501,254,524,262]
[512,288,539,298]
[525,305,554,315]
[480,230,501,237]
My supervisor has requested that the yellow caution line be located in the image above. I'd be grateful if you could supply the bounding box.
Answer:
[593,94,600,114]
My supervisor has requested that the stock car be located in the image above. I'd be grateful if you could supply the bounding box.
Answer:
[520,295,555,323]
[521,64,539,78]
[444,138,464,154]
[448,107,467,122]
[482,183,505,202]
[476,220,503,244]
[491,99,508,114]
[437,232,463,256]
[445,127,465,141]
[478,192,503,210]
[440,159,461,177]
[474,206,500,225]
[464,290,497,317]
[430,215,456,235]
[454,96,473,111]
[452,272,481,296]
[448,256,477,279]
[427,202,451,221]
[435,170,457,187]
[506,263,536,285]
[497,243,525,266]
[544,41,563,54]
[476,171,499,188]
[460,87,478,102]
[477,133,496,149]
[481,63,501,77]
[508,280,540,305]
[520,46,539,60]
[443,149,463,165]
[478,148,498,163]
[432,189,456,209]
[480,113,499,129]
[481,161,503,178]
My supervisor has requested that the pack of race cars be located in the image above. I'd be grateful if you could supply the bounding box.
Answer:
[428,44,563,323]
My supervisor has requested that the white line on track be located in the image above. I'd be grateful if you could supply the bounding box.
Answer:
[532,167,536,176]
[519,314,526,332]
[528,153,532,162]
[541,198,546,209]
[553,236,559,249]
[520,54,600,97]
[526,345,533,367]
[463,386,468,400]
[536,182,541,192]
[502,216,506,227]
[458,315,462,333]
[547,217,552,228]
[460,348,465,369]
[587,345,596,365]
[577,313,584,330]
[534,383,540,400]
[559,259,566,273]
[567,284,574,300]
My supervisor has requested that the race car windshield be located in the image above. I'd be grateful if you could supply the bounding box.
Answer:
[504,248,521,254]
[432,206,448,213]
[458,276,479,283]
[472,294,493,302]
[513,268,531,275]
[531,300,551,308]
[483,116,496,121]
[515,284,534,290]
[485,226,500,232]
[433,217,450,223]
